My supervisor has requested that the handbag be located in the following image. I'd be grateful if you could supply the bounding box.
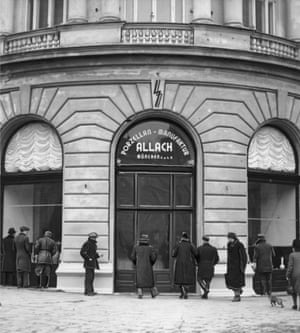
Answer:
[286,279,294,295]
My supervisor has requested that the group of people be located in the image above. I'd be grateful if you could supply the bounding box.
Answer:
[80,230,300,311]
[1,226,59,288]
[2,226,300,311]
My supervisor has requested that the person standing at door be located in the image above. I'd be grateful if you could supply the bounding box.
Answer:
[196,235,219,299]
[253,234,275,296]
[34,231,57,288]
[172,232,197,299]
[80,232,100,296]
[130,234,158,299]
[14,226,31,288]
[225,232,248,302]
[1,228,17,286]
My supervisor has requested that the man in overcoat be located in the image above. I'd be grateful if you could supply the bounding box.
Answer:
[1,228,17,286]
[172,232,197,299]
[225,232,247,302]
[14,226,31,288]
[253,234,275,295]
[80,232,100,296]
[196,235,219,299]
[34,231,57,288]
[131,234,158,299]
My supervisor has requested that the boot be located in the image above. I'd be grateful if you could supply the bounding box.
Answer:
[183,286,188,299]
[151,287,159,298]
[137,288,143,299]
[232,290,241,302]
[179,286,184,299]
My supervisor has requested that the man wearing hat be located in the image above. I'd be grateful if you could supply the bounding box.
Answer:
[80,232,101,296]
[34,231,57,288]
[130,234,158,299]
[172,232,197,299]
[1,228,17,286]
[253,234,275,296]
[196,236,219,299]
[14,226,31,288]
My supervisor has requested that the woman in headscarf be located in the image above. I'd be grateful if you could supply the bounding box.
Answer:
[172,232,197,299]
[286,239,300,310]
[225,232,248,302]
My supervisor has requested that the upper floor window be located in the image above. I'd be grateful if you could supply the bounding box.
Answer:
[121,0,192,23]
[27,0,67,30]
[243,0,276,35]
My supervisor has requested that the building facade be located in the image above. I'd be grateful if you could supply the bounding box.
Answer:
[0,0,299,294]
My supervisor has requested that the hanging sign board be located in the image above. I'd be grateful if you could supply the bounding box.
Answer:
[117,120,195,166]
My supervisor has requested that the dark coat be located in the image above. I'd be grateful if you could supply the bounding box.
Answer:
[1,235,16,272]
[253,240,274,273]
[225,239,247,290]
[14,233,31,272]
[80,238,99,270]
[35,236,57,265]
[131,241,157,288]
[196,243,219,281]
[172,239,197,286]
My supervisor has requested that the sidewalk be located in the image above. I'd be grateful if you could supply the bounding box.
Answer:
[0,287,299,333]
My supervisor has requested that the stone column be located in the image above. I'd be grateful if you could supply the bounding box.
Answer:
[99,0,120,22]
[224,0,243,27]
[287,0,300,41]
[192,0,212,23]
[0,0,14,35]
[67,0,87,23]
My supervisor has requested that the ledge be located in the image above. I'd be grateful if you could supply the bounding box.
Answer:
[0,22,299,62]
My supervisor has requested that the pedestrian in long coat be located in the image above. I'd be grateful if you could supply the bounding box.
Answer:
[172,232,197,299]
[34,230,57,288]
[225,232,247,302]
[196,235,219,299]
[130,234,158,299]
[286,239,300,311]
[80,232,100,296]
[14,226,31,288]
[1,228,17,286]
[253,234,275,295]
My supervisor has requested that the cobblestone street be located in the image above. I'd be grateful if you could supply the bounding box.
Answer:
[0,287,299,333]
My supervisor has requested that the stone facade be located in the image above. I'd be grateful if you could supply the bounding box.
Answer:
[0,1,299,294]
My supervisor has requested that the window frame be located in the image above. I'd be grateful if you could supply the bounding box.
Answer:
[26,0,67,31]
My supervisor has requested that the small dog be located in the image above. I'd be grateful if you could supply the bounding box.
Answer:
[270,295,284,308]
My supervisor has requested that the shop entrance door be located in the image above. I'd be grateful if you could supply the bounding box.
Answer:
[114,120,196,292]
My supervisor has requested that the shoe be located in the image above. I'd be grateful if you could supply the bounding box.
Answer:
[232,296,241,302]
[151,287,159,298]
[138,295,143,299]
[86,292,97,296]
[201,293,208,299]
[292,305,297,310]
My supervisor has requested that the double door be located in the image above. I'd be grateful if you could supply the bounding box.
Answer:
[115,170,195,292]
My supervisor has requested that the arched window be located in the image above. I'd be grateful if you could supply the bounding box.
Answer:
[115,119,196,292]
[1,122,63,270]
[248,126,299,273]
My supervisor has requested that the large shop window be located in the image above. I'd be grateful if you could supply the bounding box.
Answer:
[1,122,63,245]
[27,0,66,30]
[248,126,299,268]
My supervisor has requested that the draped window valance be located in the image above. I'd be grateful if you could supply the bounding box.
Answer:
[4,123,62,173]
[248,126,296,173]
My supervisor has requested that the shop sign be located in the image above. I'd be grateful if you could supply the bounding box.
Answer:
[117,121,194,166]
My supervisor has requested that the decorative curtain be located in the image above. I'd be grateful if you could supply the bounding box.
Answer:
[5,123,62,173]
[248,126,296,173]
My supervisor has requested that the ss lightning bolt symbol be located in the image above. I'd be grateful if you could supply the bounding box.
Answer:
[153,80,162,108]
